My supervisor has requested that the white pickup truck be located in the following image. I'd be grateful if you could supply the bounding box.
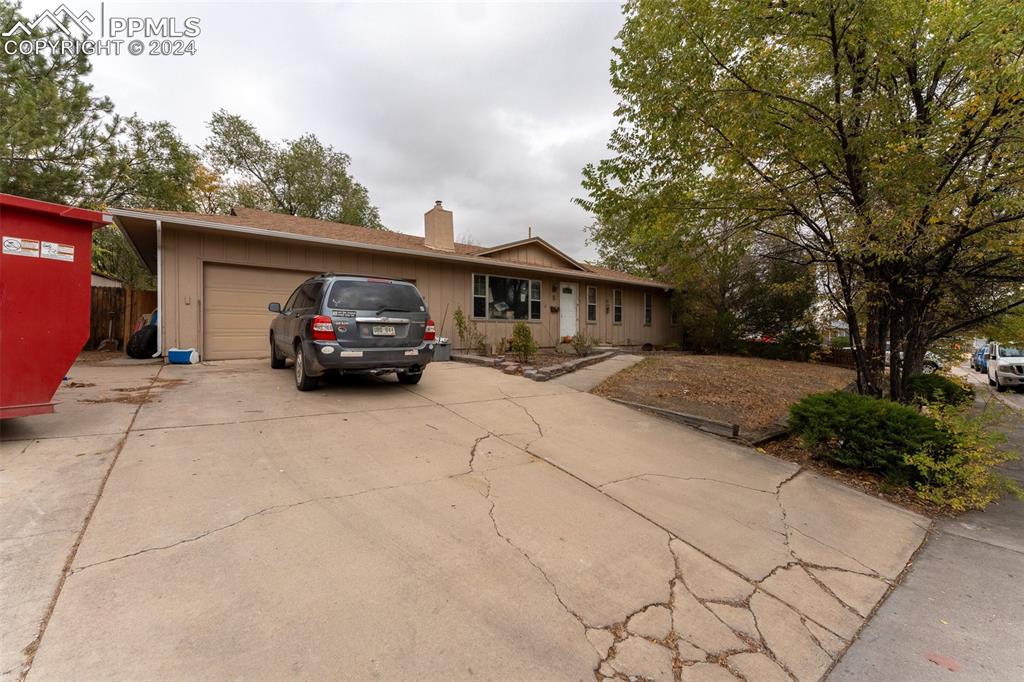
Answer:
[986,342,1024,393]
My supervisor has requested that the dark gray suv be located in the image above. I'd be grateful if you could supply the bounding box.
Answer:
[268,274,435,391]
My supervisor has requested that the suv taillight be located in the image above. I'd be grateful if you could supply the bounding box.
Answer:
[311,315,335,341]
[423,319,436,342]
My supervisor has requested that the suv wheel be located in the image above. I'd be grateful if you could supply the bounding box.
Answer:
[294,345,319,391]
[397,370,422,385]
[270,335,286,369]
[995,375,1007,393]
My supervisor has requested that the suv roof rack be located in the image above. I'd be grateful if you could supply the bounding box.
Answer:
[310,272,414,283]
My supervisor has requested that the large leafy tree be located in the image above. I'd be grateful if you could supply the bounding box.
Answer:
[0,1,116,203]
[205,110,384,228]
[579,0,1024,399]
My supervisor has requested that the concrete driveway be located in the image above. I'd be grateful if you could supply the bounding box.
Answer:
[1,359,928,681]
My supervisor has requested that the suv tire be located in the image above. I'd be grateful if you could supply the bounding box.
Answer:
[397,370,422,385]
[995,376,1006,393]
[294,345,319,391]
[270,335,286,369]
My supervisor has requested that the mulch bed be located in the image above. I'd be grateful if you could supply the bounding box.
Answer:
[477,350,580,370]
[593,354,856,433]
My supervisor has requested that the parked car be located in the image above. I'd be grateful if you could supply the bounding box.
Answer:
[268,274,435,391]
[884,347,943,374]
[985,342,1024,393]
[972,346,988,373]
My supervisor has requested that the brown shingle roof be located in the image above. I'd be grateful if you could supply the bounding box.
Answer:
[142,207,486,256]
[134,206,670,287]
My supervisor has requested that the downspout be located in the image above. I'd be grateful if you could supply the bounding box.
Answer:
[152,219,163,358]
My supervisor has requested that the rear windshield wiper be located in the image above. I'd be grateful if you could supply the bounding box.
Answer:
[375,307,412,315]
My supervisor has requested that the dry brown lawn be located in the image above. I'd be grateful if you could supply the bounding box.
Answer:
[593,353,856,433]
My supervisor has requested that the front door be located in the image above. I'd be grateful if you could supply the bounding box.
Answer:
[559,282,578,339]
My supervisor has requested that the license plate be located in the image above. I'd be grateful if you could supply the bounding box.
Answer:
[372,325,396,336]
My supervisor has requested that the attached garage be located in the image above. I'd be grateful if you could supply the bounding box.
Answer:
[202,263,315,360]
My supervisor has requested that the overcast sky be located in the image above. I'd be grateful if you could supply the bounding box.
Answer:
[21,0,626,261]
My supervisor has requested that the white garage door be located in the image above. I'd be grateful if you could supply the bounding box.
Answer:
[203,263,316,360]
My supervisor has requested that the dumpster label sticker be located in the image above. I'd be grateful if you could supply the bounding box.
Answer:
[40,241,75,262]
[2,236,40,257]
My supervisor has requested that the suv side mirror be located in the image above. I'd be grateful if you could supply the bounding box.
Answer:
[268,302,281,313]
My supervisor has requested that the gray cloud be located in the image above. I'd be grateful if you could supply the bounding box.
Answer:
[22,0,625,260]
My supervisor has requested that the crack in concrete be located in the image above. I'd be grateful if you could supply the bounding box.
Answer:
[18,366,166,682]
[464,433,491,475]
[599,472,778,495]
[505,397,545,449]
[473,470,591,634]
[785,526,881,576]
[747,593,800,682]
[396,381,907,682]
[69,472,479,574]
[799,616,838,660]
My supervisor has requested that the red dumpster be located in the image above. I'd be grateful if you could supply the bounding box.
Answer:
[0,193,110,419]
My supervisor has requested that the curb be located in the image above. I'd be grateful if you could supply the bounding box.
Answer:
[608,398,740,439]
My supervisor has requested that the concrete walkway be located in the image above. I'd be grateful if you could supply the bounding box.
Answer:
[550,352,644,391]
[2,360,929,681]
[830,366,1024,681]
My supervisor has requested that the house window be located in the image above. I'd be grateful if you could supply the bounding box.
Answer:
[644,292,652,326]
[586,286,597,323]
[472,274,541,321]
[472,274,487,317]
[613,289,623,324]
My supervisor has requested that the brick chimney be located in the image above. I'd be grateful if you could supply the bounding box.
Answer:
[424,200,454,252]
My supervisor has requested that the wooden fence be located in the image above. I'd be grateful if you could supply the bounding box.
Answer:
[815,347,858,368]
[86,287,157,350]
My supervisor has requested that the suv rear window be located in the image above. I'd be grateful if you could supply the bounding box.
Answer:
[326,280,425,312]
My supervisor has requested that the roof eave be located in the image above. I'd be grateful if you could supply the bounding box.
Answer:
[107,208,672,290]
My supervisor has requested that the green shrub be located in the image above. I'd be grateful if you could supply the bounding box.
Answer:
[904,405,1021,511]
[570,331,594,357]
[907,374,973,407]
[453,307,487,354]
[510,322,538,363]
[788,391,950,482]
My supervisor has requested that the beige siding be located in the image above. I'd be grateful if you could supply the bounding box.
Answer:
[484,243,576,269]
[161,225,675,360]
[577,282,676,346]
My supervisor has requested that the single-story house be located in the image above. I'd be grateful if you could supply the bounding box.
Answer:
[111,202,675,360]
